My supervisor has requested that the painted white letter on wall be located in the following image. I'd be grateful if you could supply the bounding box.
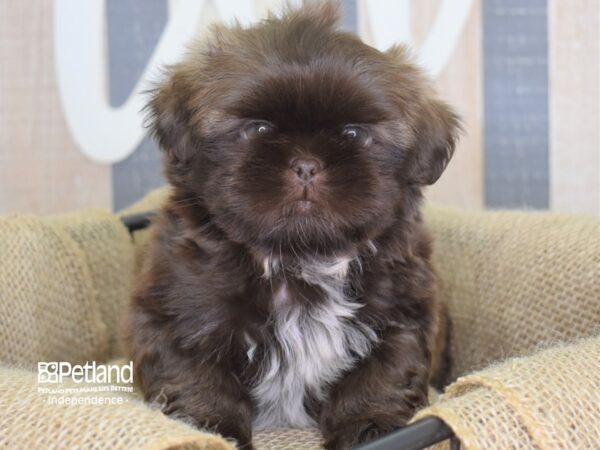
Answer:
[54,0,472,164]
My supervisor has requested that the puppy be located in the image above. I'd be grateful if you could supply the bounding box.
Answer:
[124,3,459,449]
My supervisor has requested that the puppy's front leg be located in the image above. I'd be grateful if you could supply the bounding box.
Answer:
[131,330,254,448]
[320,328,430,450]
[157,360,254,449]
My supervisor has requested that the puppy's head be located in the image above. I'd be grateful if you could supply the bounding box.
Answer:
[148,2,460,254]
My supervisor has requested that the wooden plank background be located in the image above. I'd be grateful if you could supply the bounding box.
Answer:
[0,0,111,215]
[549,0,599,215]
[412,0,484,209]
[0,0,597,215]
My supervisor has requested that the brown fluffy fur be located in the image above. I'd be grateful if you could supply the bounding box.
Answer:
[124,3,460,449]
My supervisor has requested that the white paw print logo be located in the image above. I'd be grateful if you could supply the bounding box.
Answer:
[38,362,59,383]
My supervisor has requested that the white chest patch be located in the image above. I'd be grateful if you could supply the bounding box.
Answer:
[250,256,378,430]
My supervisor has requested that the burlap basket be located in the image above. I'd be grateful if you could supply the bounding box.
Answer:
[423,205,600,380]
[0,365,234,450]
[0,209,132,368]
[413,335,600,449]
[0,208,234,450]
[0,188,598,449]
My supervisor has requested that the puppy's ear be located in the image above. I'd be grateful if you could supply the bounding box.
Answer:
[146,73,199,164]
[406,98,461,185]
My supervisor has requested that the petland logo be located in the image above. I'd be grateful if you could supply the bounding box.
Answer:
[38,361,133,384]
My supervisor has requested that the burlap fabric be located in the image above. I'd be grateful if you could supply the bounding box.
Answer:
[0,209,132,368]
[0,366,234,450]
[423,205,600,379]
[0,189,598,449]
[47,211,135,357]
[416,206,600,450]
[414,335,600,449]
[0,207,233,449]
[254,429,323,450]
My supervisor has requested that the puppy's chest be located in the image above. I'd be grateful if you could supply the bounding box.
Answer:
[248,259,377,429]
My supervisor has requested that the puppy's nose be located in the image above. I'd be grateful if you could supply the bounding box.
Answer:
[290,157,322,182]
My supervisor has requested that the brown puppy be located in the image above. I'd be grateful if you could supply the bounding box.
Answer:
[124,3,459,449]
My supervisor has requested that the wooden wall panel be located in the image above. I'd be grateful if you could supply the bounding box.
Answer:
[357,0,483,209]
[0,0,111,215]
[416,0,484,209]
[549,0,600,215]
[0,0,597,216]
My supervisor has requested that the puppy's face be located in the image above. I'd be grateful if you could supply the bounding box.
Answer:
[149,6,460,254]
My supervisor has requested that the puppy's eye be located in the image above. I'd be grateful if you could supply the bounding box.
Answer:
[342,125,371,146]
[242,121,274,140]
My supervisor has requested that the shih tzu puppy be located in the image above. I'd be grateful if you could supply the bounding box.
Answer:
[125,2,459,449]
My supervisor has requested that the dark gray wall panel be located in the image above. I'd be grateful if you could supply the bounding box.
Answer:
[340,0,357,33]
[112,136,165,211]
[106,0,167,107]
[107,0,167,210]
[483,0,549,208]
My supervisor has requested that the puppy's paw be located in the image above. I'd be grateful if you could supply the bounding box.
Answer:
[161,402,253,449]
[196,419,254,450]
[321,416,406,450]
[218,426,254,450]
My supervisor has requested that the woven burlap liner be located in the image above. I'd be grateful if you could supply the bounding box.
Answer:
[0,187,597,449]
